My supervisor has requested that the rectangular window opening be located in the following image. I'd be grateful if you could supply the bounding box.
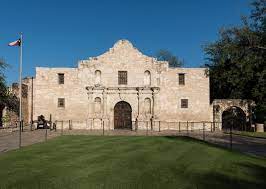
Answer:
[181,99,188,108]
[118,71,127,85]
[178,73,185,85]
[58,98,65,108]
[58,73,64,84]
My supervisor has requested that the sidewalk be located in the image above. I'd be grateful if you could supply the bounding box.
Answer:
[0,129,59,153]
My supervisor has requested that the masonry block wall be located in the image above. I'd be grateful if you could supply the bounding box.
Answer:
[33,40,213,130]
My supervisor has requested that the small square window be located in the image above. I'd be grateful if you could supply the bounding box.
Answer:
[179,73,185,85]
[58,73,64,84]
[118,71,127,85]
[58,98,65,108]
[181,99,188,108]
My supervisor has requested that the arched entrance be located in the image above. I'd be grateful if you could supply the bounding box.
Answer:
[222,106,246,131]
[114,101,132,130]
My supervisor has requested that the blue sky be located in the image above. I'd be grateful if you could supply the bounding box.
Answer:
[0,0,251,84]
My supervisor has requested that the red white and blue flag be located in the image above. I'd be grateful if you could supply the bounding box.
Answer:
[8,39,21,46]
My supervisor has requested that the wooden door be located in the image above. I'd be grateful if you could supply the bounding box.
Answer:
[114,101,132,129]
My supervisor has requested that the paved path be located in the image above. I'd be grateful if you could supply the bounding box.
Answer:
[0,129,59,153]
[186,131,266,157]
[0,129,265,157]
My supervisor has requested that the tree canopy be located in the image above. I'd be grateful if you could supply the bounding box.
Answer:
[204,0,266,123]
[0,58,8,105]
[155,49,184,67]
[0,59,19,127]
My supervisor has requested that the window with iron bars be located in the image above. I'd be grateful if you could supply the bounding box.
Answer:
[118,71,127,85]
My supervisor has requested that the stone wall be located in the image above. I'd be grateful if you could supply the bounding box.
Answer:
[212,99,255,130]
[2,77,33,127]
[33,40,213,130]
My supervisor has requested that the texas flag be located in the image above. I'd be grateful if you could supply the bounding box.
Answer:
[8,39,21,46]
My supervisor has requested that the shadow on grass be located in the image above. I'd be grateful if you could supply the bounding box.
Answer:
[164,136,266,189]
[163,135,263,158]
[164,135,231,150]
[3,165,265,189]
[193,165,266,189]
[230,132,266,140]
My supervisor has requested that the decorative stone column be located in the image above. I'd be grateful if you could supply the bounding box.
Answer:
[151,87,160,131]
[103,88,107,116]
[86,86,94,129]
[102,88,109,130]
[138,88,144,119]
[87,87,94,118]
[135,87,140,131]
[152,87,160,119]
[137,87,140,118]
[152,89,155,118]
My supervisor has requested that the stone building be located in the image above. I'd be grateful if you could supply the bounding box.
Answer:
[31,40,213,130]
[2,78,33,127]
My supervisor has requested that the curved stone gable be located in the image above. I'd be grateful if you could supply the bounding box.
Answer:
[78,39,168,69]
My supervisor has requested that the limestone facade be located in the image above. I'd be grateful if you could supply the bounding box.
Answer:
[33,40,213,130]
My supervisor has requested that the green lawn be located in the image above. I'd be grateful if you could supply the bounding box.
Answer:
[233,131,266,139]
[0,136,265,189]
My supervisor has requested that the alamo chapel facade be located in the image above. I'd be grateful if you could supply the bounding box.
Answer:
[29,39,216,130]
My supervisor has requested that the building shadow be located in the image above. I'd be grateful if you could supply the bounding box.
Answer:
[163,136,266,189]
[191,163,266,189]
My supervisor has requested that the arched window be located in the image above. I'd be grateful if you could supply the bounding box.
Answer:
[144,70,151,86]
[144,98,151,114]
[95,70,101,85]
[94,97,101,113]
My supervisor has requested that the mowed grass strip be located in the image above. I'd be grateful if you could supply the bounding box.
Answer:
[0,136,265,189]
[233,131,266,139]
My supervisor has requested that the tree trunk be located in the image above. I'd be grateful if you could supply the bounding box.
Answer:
[0,106,4,128]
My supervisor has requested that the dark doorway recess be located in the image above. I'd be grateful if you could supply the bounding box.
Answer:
[222,106,246,131]
[114,101,132,130]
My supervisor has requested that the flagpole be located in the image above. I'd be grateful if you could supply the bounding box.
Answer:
[19,33,23,148]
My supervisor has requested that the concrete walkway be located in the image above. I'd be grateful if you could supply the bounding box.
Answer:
[0,129,59,153]
[187,131,266,157]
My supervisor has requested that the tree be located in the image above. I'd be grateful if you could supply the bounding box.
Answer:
[155,49,184,67]
[204,0,266,123]
[0,59,19,127]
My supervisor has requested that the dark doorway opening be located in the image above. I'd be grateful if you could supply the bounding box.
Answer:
[114,101,132,130]
[222,106,246,131]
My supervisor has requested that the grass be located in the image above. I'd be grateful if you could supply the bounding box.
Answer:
[232,131,266,139]
[0,136,265,189]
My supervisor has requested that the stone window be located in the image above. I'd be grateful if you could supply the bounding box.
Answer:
[58,73,64,84]
[178,73,185,85]
[144,98,151,114]
[144,70,151,86]
[118,71,127,85]
[58,98,65,108]
[181,99,188,108]
[95,70,101,85]
[94,97,101,113]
